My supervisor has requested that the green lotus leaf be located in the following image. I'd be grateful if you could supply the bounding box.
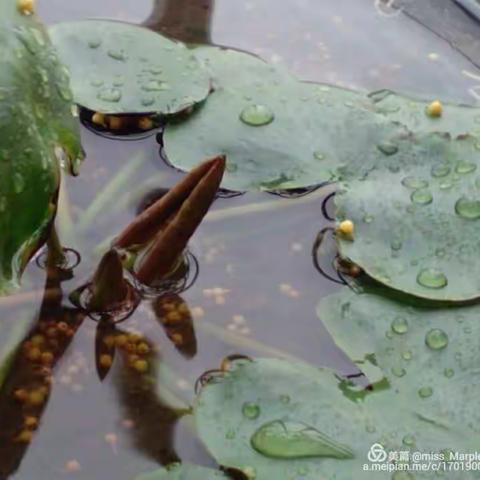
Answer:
[164,81,404,191]
[134,464,229,480]
[192,45,295,91]
[336,132,480,303]
[0,0,83,294]
[49,20,211,115]
[319,289,480,460]
[370,89,480,137]
[194,357,479,480]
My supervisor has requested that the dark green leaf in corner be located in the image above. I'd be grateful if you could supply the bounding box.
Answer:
[49,20,211,115]
[0,0,83,295]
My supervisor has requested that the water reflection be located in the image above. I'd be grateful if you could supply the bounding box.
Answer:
[145,0,215,43]
[113,332,188,466]
[0,263,84,479]
[152,294,197,358]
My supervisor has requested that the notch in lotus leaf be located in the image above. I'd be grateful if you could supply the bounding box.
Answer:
[0,0,84,295]
[48,20,211,116]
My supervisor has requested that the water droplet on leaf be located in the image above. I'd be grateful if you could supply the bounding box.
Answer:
[242,402,260,420]
[240,104,274,126]
[455,197,480,220]
[416,268,447,289]
[250,420,354,459]
[425,329,448,350]
[410,189,433,205]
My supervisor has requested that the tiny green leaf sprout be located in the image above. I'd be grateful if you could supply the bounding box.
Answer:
[17,0,35,15]
[426,100,443,118]
[337,220,354,240]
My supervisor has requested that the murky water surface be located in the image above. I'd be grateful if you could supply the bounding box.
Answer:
[2,0,480,478]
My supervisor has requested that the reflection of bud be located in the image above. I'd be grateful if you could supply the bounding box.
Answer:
[152,294,197,358]
[88,250,129,312]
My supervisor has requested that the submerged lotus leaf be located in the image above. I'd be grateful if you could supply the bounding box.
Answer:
[336,132,480,303]
[192,45,295,91]
[0,0,83,294]
[370,89,480,137]
[135,464,229,480]
[49,20,211,115]
[164,81,404,191]
[194,358,478,480]
[320,289,480,453]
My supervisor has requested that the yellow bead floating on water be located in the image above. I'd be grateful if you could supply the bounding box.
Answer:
[337,220,354,237]
[426,100,443,118]
[17,0,35,15]
[91,112,105,126]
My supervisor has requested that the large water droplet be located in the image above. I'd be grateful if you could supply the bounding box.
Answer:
[107,49,126,61]
[455,197,480,220]
[418,386,433,398]
[240,104,274,126]
[416,268,447,289]
[425,328,448,350]
[142,80,170,92]
[401,177,428,189]
[97,87,122,103]
[431,164,451,178]
[410,189,433,205]
[250,420,354,459]
[377,143,398,156]
[455,161,477,174]
[242,402,260,420]
[391,316,408,334]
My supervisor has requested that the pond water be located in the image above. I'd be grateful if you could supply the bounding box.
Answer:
[2,0,480,478]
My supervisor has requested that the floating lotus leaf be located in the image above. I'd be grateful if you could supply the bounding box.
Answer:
[370,89,480,137]
[319,289,480,457]
[336,132,480,303]
[49,20,211,115]
[164,81,404,191]
[135,464,229,480]
[194,357,479,480]
[0,0,83,294]
[192,45,295,91]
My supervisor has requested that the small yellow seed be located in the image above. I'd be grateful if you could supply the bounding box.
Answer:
[165,311,182,324]
[16,430,33,443]
[138,116,154,131]
[137,342,150,355]
[91,112,105,126]
[30,334,45,346]
[115,335,128,347]
[133,359,149,373]
[337,220,354,236]
[17,0,34,15]
[426,100,443,118]
[103,335,115,348]
[28,390,45,406]
[24,416,39,429]
[26,347,42,362]
[99,354,113,368]
[108,116,124,130]
[41,351,54,366]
